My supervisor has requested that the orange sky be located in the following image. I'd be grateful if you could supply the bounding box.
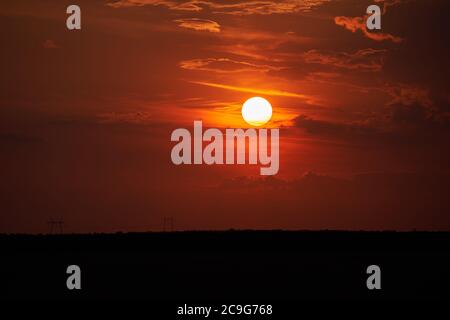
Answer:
[1,0,450,233]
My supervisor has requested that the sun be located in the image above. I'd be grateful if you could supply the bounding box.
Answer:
[241,97,273,126]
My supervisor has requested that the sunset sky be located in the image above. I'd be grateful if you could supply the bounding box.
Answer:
[1,0,449,233]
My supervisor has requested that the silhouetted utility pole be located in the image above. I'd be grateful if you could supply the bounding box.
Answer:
[163,216,174,232]
[47,218,64,234]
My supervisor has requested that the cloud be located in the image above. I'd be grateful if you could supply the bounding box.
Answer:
[97,111,154,124]
[386,85,433,110]
[42,39,59,49]
[374,0,401,14]
[303,48,387,72]
[293,115,377,139]
[190,81,307,98]
[334,16,403,43]
[384,85,450,129]
[179,58,281,73]
[107,0,331,15]
[107,0,202,10]
[293,83,450,146]
[174,18,220,32]
[204,0,331,15]
[334,0,403,43]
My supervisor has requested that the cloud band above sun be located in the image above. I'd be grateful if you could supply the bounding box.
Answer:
[190,81,308,99]
[180,58,281,73]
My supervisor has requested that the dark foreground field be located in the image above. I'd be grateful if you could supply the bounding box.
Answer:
[1,231,450,301]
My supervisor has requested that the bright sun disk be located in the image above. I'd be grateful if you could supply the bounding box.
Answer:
[241,97,272,126]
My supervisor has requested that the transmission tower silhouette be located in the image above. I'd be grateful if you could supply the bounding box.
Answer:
[163,216,174,232]
[47,217,64,234]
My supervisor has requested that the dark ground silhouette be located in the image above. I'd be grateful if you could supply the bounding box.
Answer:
[1,231,450,301]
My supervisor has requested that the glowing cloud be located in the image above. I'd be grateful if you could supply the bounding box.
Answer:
[179,58,281,73]
[190,81,307,98]
[334,16,403,43]
[174,18,221,33]
[107,0,331,15]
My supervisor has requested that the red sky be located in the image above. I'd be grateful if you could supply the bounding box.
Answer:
[1,0,450,233]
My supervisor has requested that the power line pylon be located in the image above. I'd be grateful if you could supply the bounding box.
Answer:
[163,216,174,232]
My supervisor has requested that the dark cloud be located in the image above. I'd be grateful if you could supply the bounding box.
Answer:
[293,114,377,140]
[303,48,386,72]
[384,84,450,132]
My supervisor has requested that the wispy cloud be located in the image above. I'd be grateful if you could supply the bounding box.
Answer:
[107,0,331,15]
[189,81,307,98]
[375,0,401,14]
[334,0,403,43]
[97,111,154,124]
[174,18,220,33]
[386,85,433,110]
[180,58,281,73]
[303,48,387,72]
[294,114,377,140]
[334,16,403,43]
